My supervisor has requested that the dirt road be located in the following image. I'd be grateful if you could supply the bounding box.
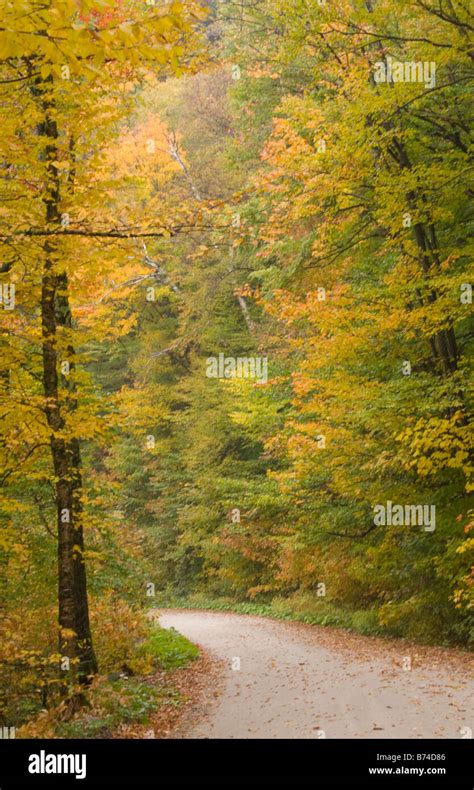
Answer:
[157,609,472,739]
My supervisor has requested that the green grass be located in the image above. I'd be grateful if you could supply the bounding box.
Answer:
[56,678,161,738]
[138,625,199,670]
[54,624,199,738]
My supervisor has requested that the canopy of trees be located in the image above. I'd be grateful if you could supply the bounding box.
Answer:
[0,0,472,733]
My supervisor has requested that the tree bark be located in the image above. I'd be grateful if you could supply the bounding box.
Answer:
[39,84,97,687]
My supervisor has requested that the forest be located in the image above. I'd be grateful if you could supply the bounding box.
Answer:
[0,0,472,739]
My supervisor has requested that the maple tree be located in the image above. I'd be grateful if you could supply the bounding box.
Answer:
[0,0,203,712]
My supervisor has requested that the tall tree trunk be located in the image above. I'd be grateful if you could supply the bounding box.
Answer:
[40,86,97,689]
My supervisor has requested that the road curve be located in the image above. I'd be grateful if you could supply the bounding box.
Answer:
[156,609,473,739]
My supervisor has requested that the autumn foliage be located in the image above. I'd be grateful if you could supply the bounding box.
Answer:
[0,0,472,734]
